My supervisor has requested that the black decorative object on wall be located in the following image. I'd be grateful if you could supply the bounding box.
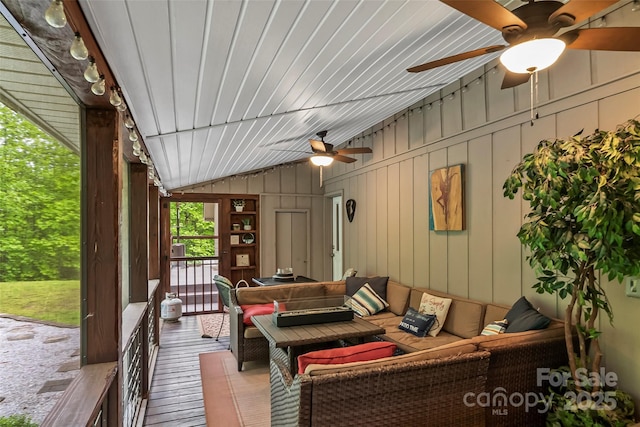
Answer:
[346,199,356,222]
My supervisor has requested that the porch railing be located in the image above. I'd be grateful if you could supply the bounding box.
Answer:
[170,256,220,314]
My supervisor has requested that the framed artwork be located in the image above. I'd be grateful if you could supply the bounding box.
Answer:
[230,235,240,245]
[236,254,250,267]
[429,164,465,231]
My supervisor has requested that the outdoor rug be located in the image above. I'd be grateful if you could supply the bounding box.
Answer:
[198,313,230,339]
[199,350,270,426]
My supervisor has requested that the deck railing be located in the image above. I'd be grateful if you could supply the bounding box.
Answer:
[169,256,220,314]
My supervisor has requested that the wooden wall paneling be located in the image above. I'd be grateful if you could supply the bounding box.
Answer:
[387,163,400,280]
[395,112,409,154]
[357,173,368,275]
[212,179,230,193]
[424,93,442,143]
[295,163,312,195]
[413,154,430,287]
[264,169,280,193]
[593,50,640,86]
[409,100,425,149]
[275,212,293,270]
[519,116,559,315]
[83,108,122,427]
[372,124,384,163]
[550,50,592,100]
[598,88,640,130]
[462,69,487,130]
[441,81,462,137]
[556,102,599,139]
[446,143,469,297]
[260,195,279,276]
[229,177,247,194]
[491,126,523,305]
[346,177,359,274]
[248,173,265,194]
[399,158,414,286]
[514,69,551,112]
[129,163,149,303]
[310,195,327,280]
[467,135,494,302]
[383,118,396,158]
[375,169,388,276]
[148,185,160,280]
[487,63,516,121]
[428,148,448,292]
[280,195,297,209]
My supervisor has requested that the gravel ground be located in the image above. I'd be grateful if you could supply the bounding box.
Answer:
[0,315,80,425]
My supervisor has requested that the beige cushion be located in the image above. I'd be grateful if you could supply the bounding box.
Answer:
[243,326,265,339]
[236,282,328,305]
[472,321,564,350]
[323,282,347,296]
[411,288,485,338]
[483,304,510,328]
[386,281,410,315]
[305,341,477,375]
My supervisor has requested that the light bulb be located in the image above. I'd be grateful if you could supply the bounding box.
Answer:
[124,115,135,129]
[45,0,66,28]
[139,152,148,164]
[633,0,640,12]
[500,38,566,74]
[84,58,99,83]
[70,33,88,60]
[310,155,334,167]
[130,130,139,143]
[91,76,105,96]
[116,103,127,112]
[109,87,122,107]
[598,17,606,27]
[133,147,141,157]
[148,168,155,179]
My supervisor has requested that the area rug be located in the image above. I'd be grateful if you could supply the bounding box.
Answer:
[198,313,230,339]
[199,351,270,426]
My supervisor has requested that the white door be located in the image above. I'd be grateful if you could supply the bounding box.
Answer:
[331,196,343,280]
[275,211,309,277]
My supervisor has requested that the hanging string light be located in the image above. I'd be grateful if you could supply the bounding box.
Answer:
[44,0,66,28]
[70,33,88,60]
[109,87,122,107]
[84,58,100,83]
[91,76,106,96]
[124,115,135,129]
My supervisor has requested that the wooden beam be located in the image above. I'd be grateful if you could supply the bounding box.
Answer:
[148,185,160,280]
[129,162,148,303]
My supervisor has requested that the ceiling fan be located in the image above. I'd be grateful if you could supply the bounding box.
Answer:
[407,0,640,89]
[307,131,372,166]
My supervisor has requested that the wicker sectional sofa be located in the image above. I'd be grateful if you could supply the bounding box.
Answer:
[229,279,569,426]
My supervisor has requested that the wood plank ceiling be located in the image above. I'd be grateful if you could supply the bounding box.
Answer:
[80,0,509,190]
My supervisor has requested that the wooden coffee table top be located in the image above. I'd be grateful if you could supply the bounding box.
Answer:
[251,314,385,348]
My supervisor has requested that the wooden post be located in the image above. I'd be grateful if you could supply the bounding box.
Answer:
[81,108,122,424]
[148,185,160,280]
[129,162,148,303]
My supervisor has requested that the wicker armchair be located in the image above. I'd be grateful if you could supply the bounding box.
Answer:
[270,350,491,427]
[229,288,269,371]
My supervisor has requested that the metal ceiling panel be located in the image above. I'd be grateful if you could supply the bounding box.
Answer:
[80,0,508,189]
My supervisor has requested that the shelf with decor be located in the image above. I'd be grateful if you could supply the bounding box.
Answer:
[221,195,259,285]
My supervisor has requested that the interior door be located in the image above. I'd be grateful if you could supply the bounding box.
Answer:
[331,195,343,280]
[275,211,309,277]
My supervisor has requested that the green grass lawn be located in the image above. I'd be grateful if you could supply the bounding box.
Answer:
[0,280,80,326]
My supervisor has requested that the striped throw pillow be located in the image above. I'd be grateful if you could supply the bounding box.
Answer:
[481,319,509,336]
[347,283,389,317]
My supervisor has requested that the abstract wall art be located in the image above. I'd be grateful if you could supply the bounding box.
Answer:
[429,164,465,231]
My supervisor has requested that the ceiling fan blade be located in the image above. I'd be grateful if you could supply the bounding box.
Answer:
[501,71,531,90]
[441,0,527,32]
[549,0,617,25]
[332,155,357,164]
[270,149,312,154]
[407,45,506,73]
[562,28,640,52]
[336,147,373,155]
[309,138,327,153]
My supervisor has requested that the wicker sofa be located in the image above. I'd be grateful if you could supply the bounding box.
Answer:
[229,279,569,426]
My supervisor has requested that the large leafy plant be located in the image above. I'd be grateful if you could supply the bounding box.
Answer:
[503,119,640,396]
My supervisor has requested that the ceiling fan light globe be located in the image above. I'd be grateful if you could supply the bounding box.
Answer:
[499,38,566,74]
[310,155,333,167]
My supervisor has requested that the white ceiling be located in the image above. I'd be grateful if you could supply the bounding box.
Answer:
[79,0,516,190]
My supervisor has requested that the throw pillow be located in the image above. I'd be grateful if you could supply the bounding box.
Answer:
[345,276,389,301]
[398,307,437,337]
[240,303,281,326]
[418,293,452,337]
[346,283,389,317]
[504,296,534,324]
[297,341,397,374]
[506,309,551,333]
[481,319,509,336]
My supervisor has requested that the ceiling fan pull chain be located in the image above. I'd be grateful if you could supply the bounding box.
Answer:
[534,70,540,122]
[530,73,535,126]
[320,165,324,187]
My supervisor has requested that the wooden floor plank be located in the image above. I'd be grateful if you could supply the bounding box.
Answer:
[142,315,229,427]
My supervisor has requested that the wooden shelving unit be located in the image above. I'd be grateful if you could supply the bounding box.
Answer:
[221,195,259,285]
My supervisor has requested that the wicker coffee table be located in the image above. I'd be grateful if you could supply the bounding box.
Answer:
[251,314,385,375]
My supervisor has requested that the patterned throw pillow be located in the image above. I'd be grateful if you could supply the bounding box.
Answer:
[418,293,452,337]
[398,307,437,337]
[481,319,509,336]
[346,283,389,317]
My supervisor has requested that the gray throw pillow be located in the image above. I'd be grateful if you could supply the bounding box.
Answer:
[506,309,551,333]
[504,296,534,324]
[346,276,389,301]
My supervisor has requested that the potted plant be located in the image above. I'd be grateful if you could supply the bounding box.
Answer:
[503,119,640,425]
[233,199,245,212]
[241,218,251,230]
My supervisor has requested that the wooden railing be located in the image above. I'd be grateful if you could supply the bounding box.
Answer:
[170,256,220,314]
[41,280,160,427]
